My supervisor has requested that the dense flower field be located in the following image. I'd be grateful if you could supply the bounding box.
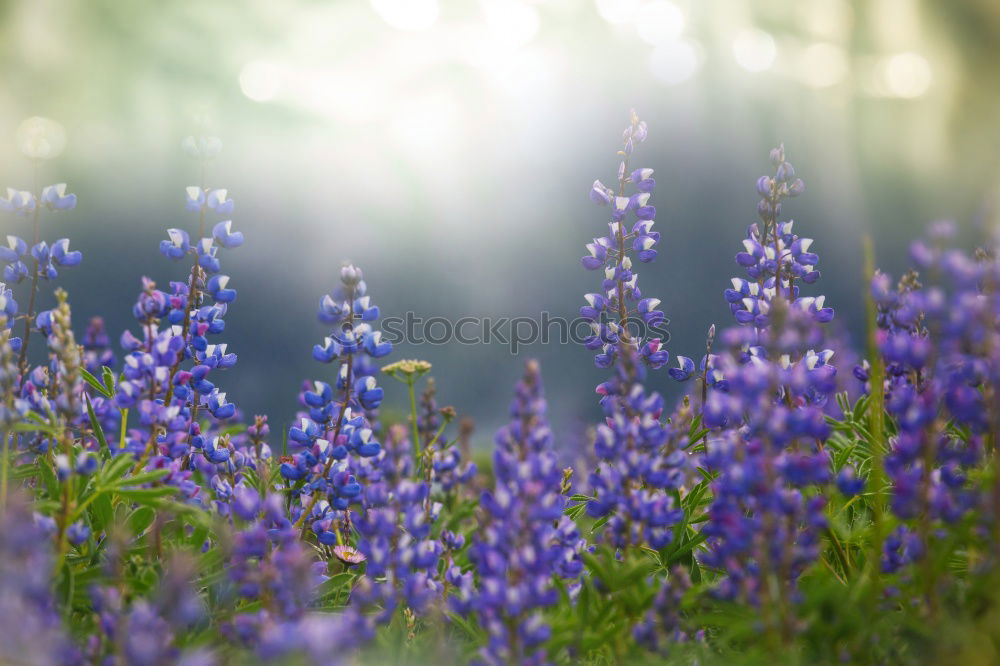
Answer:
[1,110,998,665]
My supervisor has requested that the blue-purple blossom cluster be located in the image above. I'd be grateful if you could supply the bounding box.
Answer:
[347,401,476,637]
[670,148,841,624]
[282,264,391,528]
[0,181,80,359]
[0,496,80,665]
[862,223,998,571]
[698,315,835,607]
[4,111,1000,665]
[579,112,689,553]
[461,360,584,664]
[722,146,830,332]
[83,137,254,519]
[581,109,668,372]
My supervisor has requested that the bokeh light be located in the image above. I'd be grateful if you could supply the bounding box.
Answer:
[634,1,685,46]
[594,0,641,24]
[239,61,284,103]
[649,39,700,85]
[15,116,66,161]
[879,52,933,98]
[370,0,439,31]
[797,43,849,88]
[731,29,777,72]
[482,0,540,49]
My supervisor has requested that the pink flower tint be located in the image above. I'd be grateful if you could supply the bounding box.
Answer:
[333,545,366,565]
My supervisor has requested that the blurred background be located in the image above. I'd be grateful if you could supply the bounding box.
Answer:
[0,0,998,448]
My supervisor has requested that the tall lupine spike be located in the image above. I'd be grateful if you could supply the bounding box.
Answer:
[0,155,80,373]
[463,359,584,664]
[0,186,78,283]
[580,109,668,373]
[672,147,834,437]
[861,225,997,574]
[727,145,829,331]
[697,307,836,626]
[107,135,253,505]
[576,112,690,553]
[339,354,476,641]
[697,244,841,620]
[290,263,394,534]
[0,494,81,664]
[349,410,475,639]
[46,289,83,423]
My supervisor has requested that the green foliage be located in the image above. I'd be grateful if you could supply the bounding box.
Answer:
[8,362,1000,666]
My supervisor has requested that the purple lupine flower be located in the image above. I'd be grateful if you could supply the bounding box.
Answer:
[99,137,251,529]
[696,309,835,615]
[577,113,690,553]
[0,236,29,285]
[0,188,36,215]
[345,377,476,637]
[633,568,696,654]
[91,555,207,664]
[40,183,77,210]
[663,148,838,620]
[0,183,81,287]
[282,263,399,576]
[0,495,81,665]
[865,226,997,568]
[725,146,829,332]
[579,109,668,372]
[463,360,585,664]
[82,316,115,373]
[0,283,22,353]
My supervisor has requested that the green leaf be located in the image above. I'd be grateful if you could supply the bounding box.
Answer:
[852,394,870,423]
[108,468,169,488]
[187,522,209,549]
[314,572,356,607]
[12,420,57,434]
[84,393,112,461]
[126,505,156,535]
[564,502,586,520]
[217,423,247,437]
[664,530,708,566]
[446,611,486,643]
[591,514,610,533]
[98,454,135,485]
[37,459,59,498]
[80,367,113,398]
[90,492,114,533]
[101,366,117,395]
[115,486,178,502]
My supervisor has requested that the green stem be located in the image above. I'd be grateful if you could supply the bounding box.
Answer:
[118,408,128,452]
[0,431,9,511]
[53,433,75,576]
[863,235,887,601]
[17,202,42,376]
[425,420,451,455]
[408,377,421,474]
